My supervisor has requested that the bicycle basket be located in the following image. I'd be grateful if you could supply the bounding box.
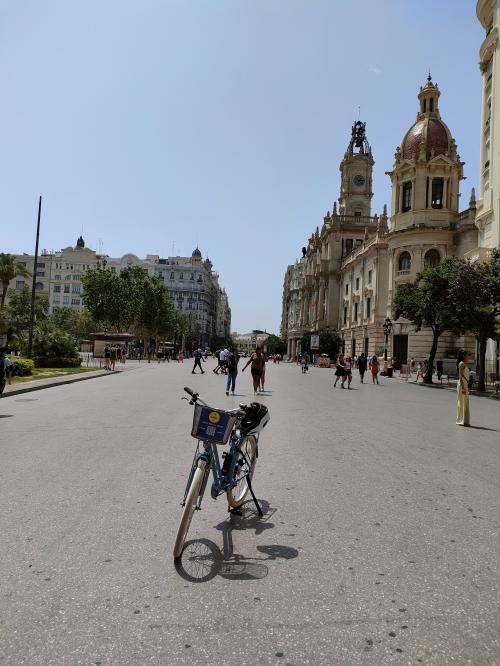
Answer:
[191,404,237,445]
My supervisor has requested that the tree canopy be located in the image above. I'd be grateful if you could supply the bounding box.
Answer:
[0,253,31,309]
[81,264,176,343]
[393,258,461,383]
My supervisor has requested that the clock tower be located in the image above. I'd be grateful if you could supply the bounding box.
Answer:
[338,120,374,217]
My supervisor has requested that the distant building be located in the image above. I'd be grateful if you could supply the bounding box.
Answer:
[232,330,270,354]
[6,240,230,343]
[281,78,477,365]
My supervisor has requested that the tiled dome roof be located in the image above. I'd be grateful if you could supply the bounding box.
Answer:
[401,117,449,161]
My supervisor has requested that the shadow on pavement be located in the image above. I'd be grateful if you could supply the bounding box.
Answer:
[174,500,299,583]
[0,414,13,418]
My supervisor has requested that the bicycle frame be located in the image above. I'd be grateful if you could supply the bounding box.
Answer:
[181,429,256,510]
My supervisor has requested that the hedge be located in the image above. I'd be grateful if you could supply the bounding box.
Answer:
[34,357,82,368]
[12,357,35,376]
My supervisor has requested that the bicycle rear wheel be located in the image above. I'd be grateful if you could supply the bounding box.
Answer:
[227,435,258,508]
[173,461,206,559]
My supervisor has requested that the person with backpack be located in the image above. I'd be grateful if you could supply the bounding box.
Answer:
[225,346,240,395]
[192,347,205,374]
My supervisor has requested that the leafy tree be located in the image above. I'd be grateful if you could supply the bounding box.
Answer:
[50,307,101,341]
[5,285,49,341]
[265,334,287,356]
[0,253,31,309]
[16,319,79,360]
[135,275,176,347]
[81,265,130,331]
[300,330,341,359]
[447,249,500,392]
[393,259,461,384]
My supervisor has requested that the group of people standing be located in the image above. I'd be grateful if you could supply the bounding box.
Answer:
[103,345,126,371]
[191,345,268,396]
[333,353,380,388]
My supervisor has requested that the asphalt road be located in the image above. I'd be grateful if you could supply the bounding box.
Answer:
[1,359,499,665]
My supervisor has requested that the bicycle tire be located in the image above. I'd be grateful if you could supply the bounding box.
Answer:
[173,461,206,559]
[227,435,258,508]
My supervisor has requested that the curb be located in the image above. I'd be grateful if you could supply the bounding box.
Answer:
[3,370,121,398]
[400,378,500,400]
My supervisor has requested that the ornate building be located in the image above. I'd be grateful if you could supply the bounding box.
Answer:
[476,0,500,252]
[476,0,500,372]
[281,120,384,359]
[7,240,231,343]
[281,77,477,364]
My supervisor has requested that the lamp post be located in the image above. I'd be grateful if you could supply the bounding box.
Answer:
[382,317,392,375]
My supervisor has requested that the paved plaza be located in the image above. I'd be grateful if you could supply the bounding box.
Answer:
[1,360,499,665]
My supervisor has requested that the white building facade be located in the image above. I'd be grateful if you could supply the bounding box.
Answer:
[7,239,231,343]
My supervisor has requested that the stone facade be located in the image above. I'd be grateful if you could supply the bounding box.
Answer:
[232,331,270,355]
[7,240,230,342]
[476,0,500,371]
[281,78,478,365]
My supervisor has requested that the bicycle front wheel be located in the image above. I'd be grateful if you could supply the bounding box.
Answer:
[173,461,206,559]
[227,435,258,508]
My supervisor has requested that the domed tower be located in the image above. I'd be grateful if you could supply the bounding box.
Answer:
[388,75,464,231]
[338,120,374,217]
[191,247,202,262]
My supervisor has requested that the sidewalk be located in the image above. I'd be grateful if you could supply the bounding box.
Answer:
[394,371,500,400]
[2,365,134,398]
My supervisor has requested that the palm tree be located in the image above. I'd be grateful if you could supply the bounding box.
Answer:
[0,253,31,309]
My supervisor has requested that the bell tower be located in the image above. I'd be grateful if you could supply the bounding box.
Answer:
[388,76,463,232]
[338,120,374,217]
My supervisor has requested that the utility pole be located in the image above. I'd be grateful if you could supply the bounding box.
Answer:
[27,196,42,358]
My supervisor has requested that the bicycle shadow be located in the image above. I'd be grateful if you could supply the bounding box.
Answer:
[174,500,299,583]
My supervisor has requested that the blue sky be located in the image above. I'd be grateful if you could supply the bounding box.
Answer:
[0,1,483,333]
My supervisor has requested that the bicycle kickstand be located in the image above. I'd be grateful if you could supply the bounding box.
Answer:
[247,477,263,517]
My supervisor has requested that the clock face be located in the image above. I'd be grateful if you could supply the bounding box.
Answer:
[354,175,365,187]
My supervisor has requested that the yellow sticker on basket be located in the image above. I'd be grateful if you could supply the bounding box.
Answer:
[208,411,221,425]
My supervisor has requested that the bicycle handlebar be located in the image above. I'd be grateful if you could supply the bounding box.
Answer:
[184,386,195,396]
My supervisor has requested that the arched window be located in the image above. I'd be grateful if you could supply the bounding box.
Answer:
[35,282,44,291]
[424,249,441,267]
[398,252,411,272]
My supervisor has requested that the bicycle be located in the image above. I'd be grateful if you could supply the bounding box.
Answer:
[173,386,270,559]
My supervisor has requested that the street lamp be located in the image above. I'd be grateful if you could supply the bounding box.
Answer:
[382,317,392,375]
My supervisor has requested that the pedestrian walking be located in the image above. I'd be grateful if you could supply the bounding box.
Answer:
[370,355,380,384]
[301,352,310,374]
[225,346,240,395]
[104,345,111,370]
[333,354,346,387]
[456,350,471,426]
[342,356,353,389]
[414,360,427,383]
[436,359,444,381]
[213,349,222,374]
[0,347,10,398]
[192,347,205,374]
[110,346,117,371]
[260,350,268,390]
[242,346,265,395]
[358,352,367,383]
